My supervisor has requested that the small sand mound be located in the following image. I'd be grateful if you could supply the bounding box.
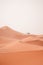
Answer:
[21,36,43,46]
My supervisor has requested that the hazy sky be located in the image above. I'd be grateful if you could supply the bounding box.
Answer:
[0,0,43,34]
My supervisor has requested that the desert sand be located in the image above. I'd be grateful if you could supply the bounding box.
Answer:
[0,26,28,39]
[0,41,43,65]
[0,51,43,65]
[0,26,43,65]
[21,36,43,46]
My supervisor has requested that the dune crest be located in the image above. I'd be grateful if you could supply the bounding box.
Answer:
[0,26,28,39]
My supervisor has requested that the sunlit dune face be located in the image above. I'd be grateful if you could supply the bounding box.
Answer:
[1,26,9,30]
[0,36,19,45]
[0,26,28,39]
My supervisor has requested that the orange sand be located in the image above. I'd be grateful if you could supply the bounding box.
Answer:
[0,26,43,65]
[0,26,28,39]
[0,51,43,65]
[21,36,43,46]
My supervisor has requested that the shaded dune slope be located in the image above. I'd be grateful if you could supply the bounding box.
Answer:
[20,35,43,46]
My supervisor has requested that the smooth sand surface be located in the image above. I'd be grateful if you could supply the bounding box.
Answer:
[0,40,43,52]
[0,51,43,65]
[0,26,43,65]
[0,36,18,44]
[0,40,43,65]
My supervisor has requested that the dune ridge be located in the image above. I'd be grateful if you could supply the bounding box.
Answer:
[0,26,28,39]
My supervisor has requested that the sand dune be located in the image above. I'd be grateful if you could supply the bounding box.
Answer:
[21,36,43,46]
[0,26,43,46]
[0,36,19,48]
[0,26,28,39]
[0,36,18,44]
[0,40,43,52]
[0,26,43,65]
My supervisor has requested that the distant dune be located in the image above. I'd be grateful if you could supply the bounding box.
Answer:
[21,35,43,46]
[0,26,43,46]
[0,26,28,39]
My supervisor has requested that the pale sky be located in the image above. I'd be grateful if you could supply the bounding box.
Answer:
[0,0,43,34]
